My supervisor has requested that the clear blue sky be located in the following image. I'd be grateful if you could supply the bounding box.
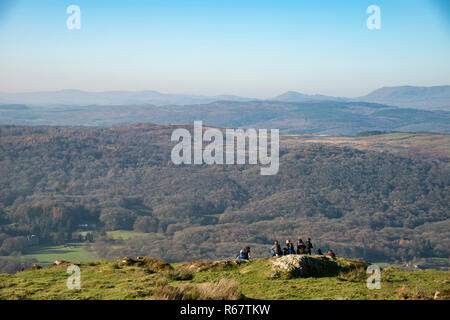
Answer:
[0,0,449,97]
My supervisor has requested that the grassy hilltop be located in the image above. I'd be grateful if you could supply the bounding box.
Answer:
[0,255,448,300]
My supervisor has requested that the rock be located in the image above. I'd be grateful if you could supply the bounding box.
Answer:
[177,260,215,273]
[140,257,173,271]
[117,256,173,271]
[178,259,248,273]
[54,260,66,265]
[29,263,42,270]
[50,260,72,267]
[271,255,344,278]
[120,257,134,266]
[434,291,441,300]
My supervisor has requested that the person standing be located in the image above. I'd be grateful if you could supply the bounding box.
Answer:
[306,237,313,255]
[297,238,306,254]
[288,241,296,254]
[284,239,295,255]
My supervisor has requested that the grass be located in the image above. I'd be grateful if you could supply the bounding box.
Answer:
[0,256,448,300]
[19,244,97,266]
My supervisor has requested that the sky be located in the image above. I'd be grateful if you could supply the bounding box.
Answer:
[0,0,449,98]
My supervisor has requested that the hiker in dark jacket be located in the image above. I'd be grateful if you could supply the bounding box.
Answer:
[297,238,306,254]
[288,242,296,254]
[271,241,282,257]
[316,248,323,255]
[283,240,295,255]
[237,246,251,260]
[283,240,288,255]
[306,238,313,255]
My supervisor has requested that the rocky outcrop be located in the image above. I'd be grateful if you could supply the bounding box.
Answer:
[271,254,368,278]
[178,259,249,273]
[118,257,173,272]
[28,263,42,271]
[49,260,72,267]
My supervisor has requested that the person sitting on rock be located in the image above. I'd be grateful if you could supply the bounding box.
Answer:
[288,241,296,254]
[297,238,307,254]
[271,240,283,257]
[326,249,336,258]
[306,237,313,255]
[316,248,323,255]
[283,240,289,255]
[283,240,295,255]
[237,246,251,260]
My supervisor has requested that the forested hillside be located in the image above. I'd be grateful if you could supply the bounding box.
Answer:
[0,124,449,273]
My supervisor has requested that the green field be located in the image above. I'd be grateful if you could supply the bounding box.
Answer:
[0,255,448,300]
[106,230,149,240]
[73,229,149,240]
[20,244,97,266]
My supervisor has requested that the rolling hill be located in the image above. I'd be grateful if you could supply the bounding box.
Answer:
[1,85,449,110]
[1,100,450,135]
[357,85,450,110]
[0,90,252,106]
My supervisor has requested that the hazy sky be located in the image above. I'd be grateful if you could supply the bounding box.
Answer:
[0,0,449,98]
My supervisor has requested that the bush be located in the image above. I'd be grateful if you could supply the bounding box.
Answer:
[166,269,194,281]
[396,286,429,300]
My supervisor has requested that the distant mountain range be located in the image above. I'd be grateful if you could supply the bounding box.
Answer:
[0,85,449,109]
[272,91,348,103]
[273,86,450,110]
[354,86,450,110]
[0,89,252,107]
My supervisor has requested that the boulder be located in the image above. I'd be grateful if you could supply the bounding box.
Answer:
[50,260,71,267]
[29,263,42,271]
[120,257,134,266]
[271,255,345,278]
[434,291,441,300]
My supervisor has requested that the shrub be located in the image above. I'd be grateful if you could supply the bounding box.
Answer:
[396,286,429,300]
[166,270,194,281]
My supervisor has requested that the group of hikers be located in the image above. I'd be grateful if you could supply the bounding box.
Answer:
[236,238,336,260]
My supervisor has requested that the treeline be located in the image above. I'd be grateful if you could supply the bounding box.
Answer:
[0,124,448,266]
